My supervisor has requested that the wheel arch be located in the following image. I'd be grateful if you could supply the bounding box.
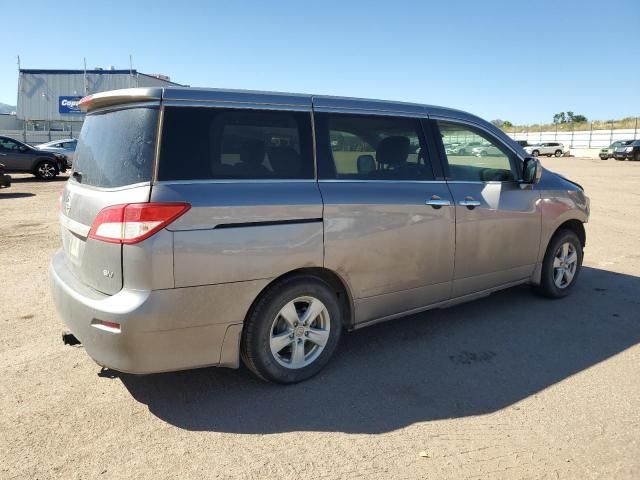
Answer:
[555,219,586,248]
[33,157,59,173]
[532,218,586,285]
[243,267,355,331]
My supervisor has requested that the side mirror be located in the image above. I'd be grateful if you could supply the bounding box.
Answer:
[522,157,542,184]
[19,145,28,153]
[357,154,376,175]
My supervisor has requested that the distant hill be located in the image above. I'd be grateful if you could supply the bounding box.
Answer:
[0,102,16,114]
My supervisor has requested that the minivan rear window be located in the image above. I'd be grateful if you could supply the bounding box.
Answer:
[73,107,158,188]
[157,107,314,181]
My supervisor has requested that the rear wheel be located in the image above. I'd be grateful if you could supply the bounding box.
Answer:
[531,150,539,157]
[241,275,342,384]
[554,150,562,157]
[536,229,583,298]
[34,160,58,180]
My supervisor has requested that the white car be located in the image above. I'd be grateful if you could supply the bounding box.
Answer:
[472,144,502,156]
[36,138,77,163]
[524,142,566,157]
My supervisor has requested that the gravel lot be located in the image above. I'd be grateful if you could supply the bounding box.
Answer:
[1,157,639,479]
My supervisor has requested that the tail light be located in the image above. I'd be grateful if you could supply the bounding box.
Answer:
[88,203,191,244]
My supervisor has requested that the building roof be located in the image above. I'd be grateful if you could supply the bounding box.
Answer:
[19,69,184,86]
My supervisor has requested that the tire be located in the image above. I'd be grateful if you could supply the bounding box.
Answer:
[634,151,640,162]
[531,150,539,157]
[536,229,583,298]
[34,160,59,180]
[241,275,342,384]
[554,150,562,157]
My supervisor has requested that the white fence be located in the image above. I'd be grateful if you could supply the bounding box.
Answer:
[2,125,639,150]
[508,127,639,148]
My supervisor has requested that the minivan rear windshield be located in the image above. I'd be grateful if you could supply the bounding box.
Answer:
[72,106,158,188]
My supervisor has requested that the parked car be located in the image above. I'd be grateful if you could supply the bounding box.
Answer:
[49,87,589,384]
[524,142,565,157]
[447,141,483,155]
[36,138,78,164]
[471,144,502,156]
[613,140,640,161]
[599,140,633,160]
[0,163,11,188]
[0,135,70,179]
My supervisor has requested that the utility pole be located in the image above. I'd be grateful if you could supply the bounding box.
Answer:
[83,57,88,95]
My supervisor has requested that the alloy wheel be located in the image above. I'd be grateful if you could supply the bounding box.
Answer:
[269,296,330,369]
[38,163,56,179]
[553,242,578,288]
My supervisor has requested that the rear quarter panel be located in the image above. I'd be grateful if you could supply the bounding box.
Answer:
[150,181,324,288]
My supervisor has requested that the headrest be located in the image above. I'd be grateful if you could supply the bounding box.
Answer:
[376,136,410,166]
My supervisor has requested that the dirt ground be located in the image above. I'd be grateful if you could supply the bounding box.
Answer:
[1,157,639,479]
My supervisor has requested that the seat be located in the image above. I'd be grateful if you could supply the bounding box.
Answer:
[234,140,270,177]
[370,136,410,179]
[268,146,301,178]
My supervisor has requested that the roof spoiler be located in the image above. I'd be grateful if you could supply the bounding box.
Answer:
[79,88,162,112]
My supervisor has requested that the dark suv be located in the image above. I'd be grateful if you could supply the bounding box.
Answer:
[0,135,70,179]
[613,140,640,161]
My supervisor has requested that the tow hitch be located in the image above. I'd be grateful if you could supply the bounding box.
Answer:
[62,331,81,346]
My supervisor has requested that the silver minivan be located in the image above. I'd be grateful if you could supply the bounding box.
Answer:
[49,87,590,384]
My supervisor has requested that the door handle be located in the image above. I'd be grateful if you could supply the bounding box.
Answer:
[0,153,7,156]
[425,196,451,209]
[459,197,481,209]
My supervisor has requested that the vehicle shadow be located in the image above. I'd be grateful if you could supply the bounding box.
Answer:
[10,176,68,183]
[0,192,36,199]
[118,266,640,434]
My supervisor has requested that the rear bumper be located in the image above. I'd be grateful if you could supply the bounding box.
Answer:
[48,250,261,374]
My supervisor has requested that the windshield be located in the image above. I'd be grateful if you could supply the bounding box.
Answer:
[73,106,158,188]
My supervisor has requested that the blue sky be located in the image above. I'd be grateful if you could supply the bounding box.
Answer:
[1,0,638,124]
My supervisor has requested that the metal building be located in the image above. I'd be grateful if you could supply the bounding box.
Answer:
[17,68,182,132]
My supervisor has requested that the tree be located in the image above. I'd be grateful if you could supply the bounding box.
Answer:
[553,111,587,124]
[491,119,513,129]
[553,112,567,124]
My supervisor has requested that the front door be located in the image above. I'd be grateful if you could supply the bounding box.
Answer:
[315,112,455,325]
[436,120,541,297]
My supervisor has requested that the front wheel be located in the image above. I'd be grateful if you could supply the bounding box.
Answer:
[531,150,539,157]
[241,275,342,384]
[34,160,59,180]
[536,229,583,298]
[554,150,562,157]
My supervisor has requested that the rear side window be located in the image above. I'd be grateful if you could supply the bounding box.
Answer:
[158,107,314,181]
[73,107,158,188]
[316,113,434,180]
